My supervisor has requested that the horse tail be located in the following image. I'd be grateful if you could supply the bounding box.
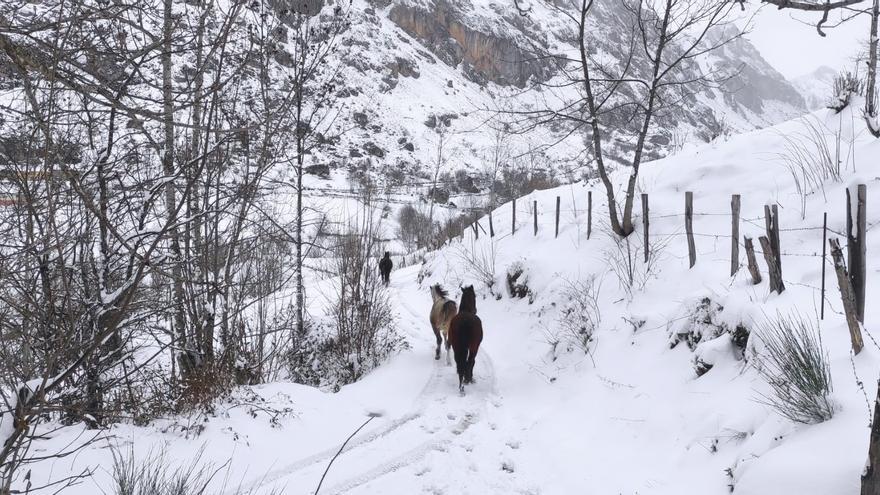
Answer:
[442,300,457,322]
[440,300,457,342]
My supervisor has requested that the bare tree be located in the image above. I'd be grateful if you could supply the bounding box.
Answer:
[513,0,741,237]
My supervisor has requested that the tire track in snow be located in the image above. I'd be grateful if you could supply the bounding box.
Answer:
[319,352,499,494]
[233,271,457,494]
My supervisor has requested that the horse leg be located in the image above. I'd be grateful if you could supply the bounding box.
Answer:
[432,325,441,360]
[443,328,452,366]
[453,341,468,392]
[466,346,479,384]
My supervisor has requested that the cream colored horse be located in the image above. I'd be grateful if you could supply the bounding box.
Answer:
[429,284,457,364]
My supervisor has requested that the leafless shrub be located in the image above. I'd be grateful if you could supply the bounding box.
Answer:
[775,115,853,218]
[436,210,481,247]
[754,312,834,424]
[455,237,498,291]
[555,276,602,354]
[602,225,670,300]
[397,204,434,250]
[828,70,864,112]
[110,446,282,495]
[111,447,220,495]
[325,209,401,388]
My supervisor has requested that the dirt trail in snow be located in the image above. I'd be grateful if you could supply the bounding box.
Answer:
[241,268,528,494]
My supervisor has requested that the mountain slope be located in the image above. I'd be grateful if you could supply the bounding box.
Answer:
[792,65,838,110]
[302,0,808,191]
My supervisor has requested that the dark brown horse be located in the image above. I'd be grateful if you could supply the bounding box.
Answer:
[448,285,483,393]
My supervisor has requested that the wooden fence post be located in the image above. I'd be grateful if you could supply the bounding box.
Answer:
[847,185,867,322]
[759,236,783,293]
[533,200,538,236]
[821,212,827,320]
[473,218,479,240]
[685,192,696,268]
[512,198,516,235]
[830,238,864,354]
[763,204,784,292]
[772,204,781,274]
[642,193,649,263]
[744,236,762,285]
[555,196,561,238]
[489,210,495,238]
[731,194,740,276]
[860,377,880,495]
[587,191,592,240]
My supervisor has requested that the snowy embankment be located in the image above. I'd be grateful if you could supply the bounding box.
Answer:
[34,105,880,494]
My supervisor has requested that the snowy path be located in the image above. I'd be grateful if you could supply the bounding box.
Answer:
[239,266,530,495]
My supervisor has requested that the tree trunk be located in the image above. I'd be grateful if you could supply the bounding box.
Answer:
[866,0,879,132]
[163,0,187,363]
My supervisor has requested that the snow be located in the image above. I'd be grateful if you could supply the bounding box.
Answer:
[20,103,880,494]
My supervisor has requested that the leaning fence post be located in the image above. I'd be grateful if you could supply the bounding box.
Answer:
[830,238,864,354]
[489,210,495,238]
[821,212,827,320]
[587,190,592,240]
[759,235,784,294]
[473,218,479,240]
[744,236,762,285]
[533,200,538,236]
[847,184,867,322]
[685,191,696,268]
[730,194,741,276]
[642,193,649,263]
[555,196,561,238]
[512,198,516,235]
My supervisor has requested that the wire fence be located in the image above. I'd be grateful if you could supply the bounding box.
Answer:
[460,187,870,324]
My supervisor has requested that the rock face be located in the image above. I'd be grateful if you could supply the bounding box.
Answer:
[389,0,553,87]
[704,27,806,117]
[255,0,807,190]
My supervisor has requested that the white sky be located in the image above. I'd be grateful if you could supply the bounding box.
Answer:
[741,4,869,79]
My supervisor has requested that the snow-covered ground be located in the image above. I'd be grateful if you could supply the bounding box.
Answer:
[30,103,880,494]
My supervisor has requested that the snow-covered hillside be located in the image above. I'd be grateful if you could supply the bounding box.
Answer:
[284,0,808,190]
[24,99,880,494]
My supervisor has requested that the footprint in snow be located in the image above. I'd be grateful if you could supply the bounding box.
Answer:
[505,440,521,450]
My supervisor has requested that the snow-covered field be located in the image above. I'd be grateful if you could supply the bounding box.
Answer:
[30,103,880,494]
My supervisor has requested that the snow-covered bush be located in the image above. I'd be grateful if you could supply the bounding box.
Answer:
[754,313,834,424]
[505,260,533,302]
[669,297,749,376]
[554,276,602,354]
[670,298,750,351]
[827,70,864,113]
